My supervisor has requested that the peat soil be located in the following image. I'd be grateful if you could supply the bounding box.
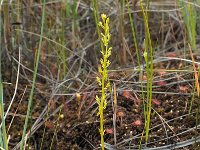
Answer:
[3,53,200,150]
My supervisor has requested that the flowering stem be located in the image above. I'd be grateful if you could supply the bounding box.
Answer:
[96,14,112,150]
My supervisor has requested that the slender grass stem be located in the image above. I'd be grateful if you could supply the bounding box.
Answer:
[20,0,46,149]
[0,4,8,150]
[140,0,153,144]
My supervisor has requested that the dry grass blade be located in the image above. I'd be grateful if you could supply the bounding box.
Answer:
[113,82,117,145]
[189,44,200,97]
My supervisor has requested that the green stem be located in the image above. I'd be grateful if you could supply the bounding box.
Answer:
[91,0,104,53]
[20,0,46,149]
[140,0,153,144]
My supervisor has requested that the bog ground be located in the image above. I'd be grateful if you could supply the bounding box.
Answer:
[1,0,200,150]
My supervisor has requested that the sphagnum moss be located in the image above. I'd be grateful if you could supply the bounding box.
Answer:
[96,14,112,150]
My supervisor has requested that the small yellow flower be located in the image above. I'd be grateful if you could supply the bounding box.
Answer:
[60,114,64,119]
[101,14,107,22]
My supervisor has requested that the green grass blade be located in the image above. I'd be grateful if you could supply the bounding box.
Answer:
[179,0,197,51]
[20,0,46,149]
[0,82,8,150]
[126,0,140,67]
[0,4,8,149]
[140,0,154,144]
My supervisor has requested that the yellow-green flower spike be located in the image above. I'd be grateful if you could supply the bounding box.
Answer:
[96,14,112,150]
